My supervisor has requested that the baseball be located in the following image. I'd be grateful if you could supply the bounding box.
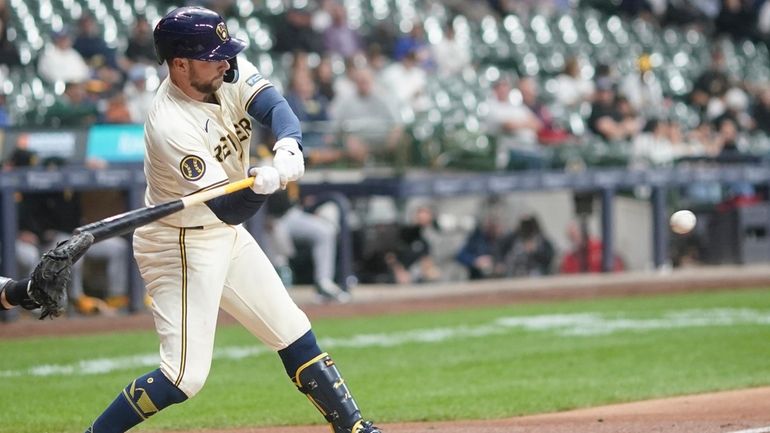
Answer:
[670,210,697,234]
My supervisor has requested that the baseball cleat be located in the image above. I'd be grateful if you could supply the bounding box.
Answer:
[315,279,352,304]
[353,420,381,433]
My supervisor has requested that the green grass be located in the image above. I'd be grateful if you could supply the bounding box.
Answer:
[2,288,770,432]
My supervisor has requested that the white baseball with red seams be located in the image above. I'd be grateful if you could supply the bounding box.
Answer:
[670,210,697,235]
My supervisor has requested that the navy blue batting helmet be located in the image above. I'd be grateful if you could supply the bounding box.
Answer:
[154,6,246,71]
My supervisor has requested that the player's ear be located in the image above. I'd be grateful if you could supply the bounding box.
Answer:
[171,58,187,72]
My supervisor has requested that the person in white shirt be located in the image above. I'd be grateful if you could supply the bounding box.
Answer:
[37,29,91,84]
[553,57,594,109]
[432,23,471,77]
[484,77,545,170]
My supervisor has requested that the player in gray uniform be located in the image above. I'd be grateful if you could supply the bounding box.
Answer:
[83,7,381,433]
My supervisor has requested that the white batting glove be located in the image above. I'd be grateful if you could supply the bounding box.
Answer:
[272,137,304,188]
[248,166,281,195]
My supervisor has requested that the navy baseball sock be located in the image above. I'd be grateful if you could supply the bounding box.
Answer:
[84,368,187,433]
[278,329,322,378]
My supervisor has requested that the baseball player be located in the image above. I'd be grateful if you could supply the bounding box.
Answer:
[83,7,381,433]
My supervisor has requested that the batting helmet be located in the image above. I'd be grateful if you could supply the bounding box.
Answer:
[154,6,246,81]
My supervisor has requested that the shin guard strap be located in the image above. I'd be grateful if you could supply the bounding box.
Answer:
[294,353,362,431]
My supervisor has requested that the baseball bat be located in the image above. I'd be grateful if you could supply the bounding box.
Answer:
[74,176,255,242]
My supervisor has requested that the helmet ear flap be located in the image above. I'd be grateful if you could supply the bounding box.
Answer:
[223,57,239,83]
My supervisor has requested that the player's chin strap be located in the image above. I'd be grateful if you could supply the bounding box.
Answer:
[294,353,366,433]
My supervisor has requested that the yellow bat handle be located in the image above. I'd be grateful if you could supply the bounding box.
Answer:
[180,176,255,208]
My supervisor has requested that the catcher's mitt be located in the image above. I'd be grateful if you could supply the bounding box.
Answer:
[29,232,94,319]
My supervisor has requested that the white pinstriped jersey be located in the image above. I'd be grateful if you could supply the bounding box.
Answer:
[143,56,271,227]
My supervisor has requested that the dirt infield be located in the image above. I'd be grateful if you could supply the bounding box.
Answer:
[163,387,770,433]
[4,265,770,433]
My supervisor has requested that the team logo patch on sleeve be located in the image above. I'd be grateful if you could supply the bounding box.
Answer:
[246,73,263,86]
[180,155,206,181]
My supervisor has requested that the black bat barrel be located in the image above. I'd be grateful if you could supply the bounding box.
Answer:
[74,200,184,242]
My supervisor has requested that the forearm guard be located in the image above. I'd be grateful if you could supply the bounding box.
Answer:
[294,353,364,433]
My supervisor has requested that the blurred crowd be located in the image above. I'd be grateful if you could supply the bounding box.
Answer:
[0,0,768,169]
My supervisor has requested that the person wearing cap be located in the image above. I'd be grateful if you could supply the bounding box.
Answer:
[37,28,91,84]
[82,7,381,433]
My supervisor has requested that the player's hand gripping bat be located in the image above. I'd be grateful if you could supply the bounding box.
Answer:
[74,176,256,242]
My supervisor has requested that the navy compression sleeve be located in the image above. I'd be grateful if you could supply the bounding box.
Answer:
[205,188,267,225]
[247,86,303,148]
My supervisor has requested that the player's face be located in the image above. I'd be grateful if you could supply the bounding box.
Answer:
[187,59,230,94]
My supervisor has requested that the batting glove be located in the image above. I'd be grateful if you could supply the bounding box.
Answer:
[272,137,304,188]
[249,166,281,195]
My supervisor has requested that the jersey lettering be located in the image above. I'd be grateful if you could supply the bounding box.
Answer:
[226,135,243,158]
[214,117,251,162]
[236,118,252,142]
[214,138,233,162]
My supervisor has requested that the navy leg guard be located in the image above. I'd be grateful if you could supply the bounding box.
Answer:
[278,329,322,377]
[84,369,187,433]
[294,353,381,433]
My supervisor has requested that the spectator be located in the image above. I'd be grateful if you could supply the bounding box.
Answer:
[364,21,397,61]
[518,76,570,145]
[631,118,676,167]
[559,220,624,273]
[379,49,429,113]
[392,22,433,69]
[619,53,665,117]
[285,70,344,165]
[37,29,91,84]
[43,81,98,127]
[715,0,756,41]
[456,210,509,279]
[498,215,555,277]
[710,86,753,130]
[432,22,471,77]
[757,0,770,43]
[0,0,20,67]
[714,116,758,163]
[553,56,594,109]
[382,205,442,284]
[690,49,730,116]
[331,67,404,165]
[483,77,545,170]
[409,204,470,282]
[103,92,133,124]
[125,65,155,123]
[273,7,324,54]
[588,80,643,142]
[751,87,770,135]
[365,42,389,75]
[124,16,156,66]
[314,55,337,101]
[262,187,350,303]
[0,92,11,127]
[286,71,332,149]
[72,13,118,69]
[323,2,363,59]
